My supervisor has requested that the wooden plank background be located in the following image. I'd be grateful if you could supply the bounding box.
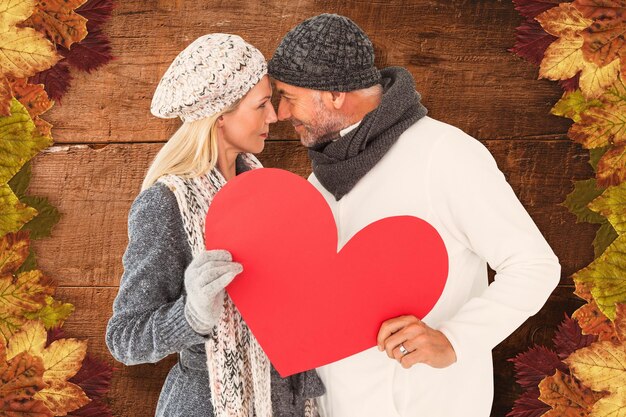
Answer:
[26,1,593,415]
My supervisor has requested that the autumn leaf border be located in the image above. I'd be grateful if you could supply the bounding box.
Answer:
[0,0,115,416]
[509,1,626,416]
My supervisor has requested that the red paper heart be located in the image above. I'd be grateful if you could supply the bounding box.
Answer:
[205,168,448,377]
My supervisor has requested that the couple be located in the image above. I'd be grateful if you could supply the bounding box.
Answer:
[106,14,561,417]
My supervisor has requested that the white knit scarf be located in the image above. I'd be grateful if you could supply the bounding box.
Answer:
[158,153,273,417]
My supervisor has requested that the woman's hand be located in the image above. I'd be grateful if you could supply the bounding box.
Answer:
[183,249,243,334]
[377,315,456,369]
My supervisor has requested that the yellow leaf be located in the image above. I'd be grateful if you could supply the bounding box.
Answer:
[6,319,46,361]
[597,143,626,188]
[540,36,586,81]
[0,269,53,317]
[41,338,86,382]
[0,98,52,184]
[23,295,74,329]
[551,89,603,122]
[0,0,61,79]
[0,183,38,236]
[0,0,37,31]
[0,231,31,276]
[590,387,626,417]
[0,313,27,347]
[589,182,626,235]
[34,379,90,416]
[580,58,621,99]
[537,3,593,39]
[573,234,626,320]
[24,0,88,49]
[566,341,626,392]
[539,369,602,416]
[0,25,60,79]
[569,100,626,148]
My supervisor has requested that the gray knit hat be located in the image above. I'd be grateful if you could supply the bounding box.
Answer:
[268,14,380,92]
[151,34,267,122]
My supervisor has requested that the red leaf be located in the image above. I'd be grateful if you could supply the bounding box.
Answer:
[513,0,566,19]
[509,345,568,389]
[59,26,113,73]
[76,0,115,31]
[559,72,581,92]
[67,399,113,417]
[69,355,113,400]
[46,326,66,346]
[507,389,552,417]
[510,18,558,66]
[29,60,73,102]
[552,314,597,359]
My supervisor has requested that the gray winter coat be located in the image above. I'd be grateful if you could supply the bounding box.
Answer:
[105,179,324,417]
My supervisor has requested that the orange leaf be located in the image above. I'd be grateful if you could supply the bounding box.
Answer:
[615,304,626,342]
[538,369,603,416]
[597,143,626,187]
[0,76,11,117]
[0,351,52,416]
[35,380,90,415]
[9,77,53,119]
[573,301,619,342]
[24,0,88,50]
[0,231,31,276]
[574,0,626,67]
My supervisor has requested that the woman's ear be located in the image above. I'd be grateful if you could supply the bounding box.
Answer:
[216,114,225,127]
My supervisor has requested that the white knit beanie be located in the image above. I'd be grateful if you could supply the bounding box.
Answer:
[151,33,267,122]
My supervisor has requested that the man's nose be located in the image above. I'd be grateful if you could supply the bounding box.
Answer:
[277,99,290,121]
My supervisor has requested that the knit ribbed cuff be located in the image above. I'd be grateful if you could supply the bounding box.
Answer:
[158,297,209,349]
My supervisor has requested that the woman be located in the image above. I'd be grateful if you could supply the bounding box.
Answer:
[105,34,324,417]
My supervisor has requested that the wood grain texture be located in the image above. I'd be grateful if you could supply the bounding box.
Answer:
[43,0,571,143]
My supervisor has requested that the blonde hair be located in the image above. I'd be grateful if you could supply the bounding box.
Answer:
[141,102,239,191]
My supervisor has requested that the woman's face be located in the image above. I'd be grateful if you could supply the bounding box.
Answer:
[218,75,277,154]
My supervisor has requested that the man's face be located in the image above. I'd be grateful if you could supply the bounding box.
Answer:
[274,80,350,147]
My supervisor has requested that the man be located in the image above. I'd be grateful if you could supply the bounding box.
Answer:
[267,13,560,417]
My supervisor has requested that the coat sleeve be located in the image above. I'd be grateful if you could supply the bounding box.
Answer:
[428,129,561,364]
[105,183,208,365]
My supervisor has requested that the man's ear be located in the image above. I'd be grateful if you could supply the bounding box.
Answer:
[324,91,346,110]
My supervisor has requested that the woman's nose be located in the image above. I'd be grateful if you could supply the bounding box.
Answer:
[266,103,278,123]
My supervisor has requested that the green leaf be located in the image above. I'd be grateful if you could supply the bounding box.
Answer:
[0,98,52,184]
[589,182,626,235]
[562,179,606,224]
[573,234,626,320]
[551,89,602,122]
[23,296,73,329]
[19,196,60,239]
[7,162,31,199]
[0,184,38,237]
[15,248,37,274]
[590,146,610,173]
[594,220,619,258]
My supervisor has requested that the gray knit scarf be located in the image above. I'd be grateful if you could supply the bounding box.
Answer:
[308,67,428,200]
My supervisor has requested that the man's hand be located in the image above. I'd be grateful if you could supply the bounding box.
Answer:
[377,315,457,369]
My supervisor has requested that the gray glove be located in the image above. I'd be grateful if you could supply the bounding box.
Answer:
[183,249,243,335]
